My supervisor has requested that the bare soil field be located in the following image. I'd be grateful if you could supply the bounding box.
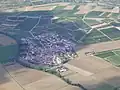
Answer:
[93,6,119,13]
[91,22,108,29]
[4,63,50,86]
[18,2,70,11]
[0,63,80,90]
[19,5,56,11]
[75,4,93,14]
[66,40,120,89]
[98,26,114,30]
[0,34,16,46]
[64,5,75,10]
[69,40,120,73]
[55,2,70,6]
[0,64,23,90]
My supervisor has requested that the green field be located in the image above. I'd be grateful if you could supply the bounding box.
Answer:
[82,29,110,44]
[95,51,115,58]
[101,12,110,17]
[95,49,120,66]
[101,27,120,40]
[84,19,101,26]
[110,13,120,19]
[94,84,115,90]
[52,5,79,17]
[85,11,103,18]
[0,44,19,63]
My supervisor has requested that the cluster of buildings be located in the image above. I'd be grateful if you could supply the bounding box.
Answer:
[19,32,77,67]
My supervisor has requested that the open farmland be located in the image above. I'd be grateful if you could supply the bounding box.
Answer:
[85,11,103,18]
[82,29,111,44]
[0,63,80,90]
[0,44,18,63]
[100,12,111,17]
[0,34,18,64]
[0,34,16,46]
[100,27,120,40]
[0,1,120,90]
[95,49,120,66]
[84,19,101,26]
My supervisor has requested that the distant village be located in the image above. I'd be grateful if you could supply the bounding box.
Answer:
[19,32,77,70]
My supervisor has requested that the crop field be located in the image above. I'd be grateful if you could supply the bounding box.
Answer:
[38,18,51,26]
[100,27,120,40]
[93,84,115,90]
[52,6,72,17]
[85,11,103,18]
[0,44,18,63]
[110,13,120,18]
[0,33,18,64]
[0,6,119,49]
[111,22,120,27]
[52,5,79,17]
[64,23,79,31]
[101,12,110,17]
[75,20,91,32]
[82,29,111,44]
[0,4,119,47]
[18,11,53,16]
[15,18,39,31]
[1,2,120,90]
[95,49,120,66]
[0,63,80,90]
[0,34,16,46]
[84,19,101,26]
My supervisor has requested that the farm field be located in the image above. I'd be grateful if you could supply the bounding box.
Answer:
[82,29,111,44]
[0,44,19,63]
[0,4,119,46]
[100,27,120,40]
[0,63,80,90]
[85,11,103,18]
[0,34,16,46]
[84,19,101,26]
[95,49,120,66]
[0,2,120,90]
[101,12,110,17]
[0,34,18,64]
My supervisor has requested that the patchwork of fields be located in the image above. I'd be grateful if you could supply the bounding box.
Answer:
[0,3,120,45]
[95,49,120,66]
[0,2,120,67]
[0,2,120,90]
